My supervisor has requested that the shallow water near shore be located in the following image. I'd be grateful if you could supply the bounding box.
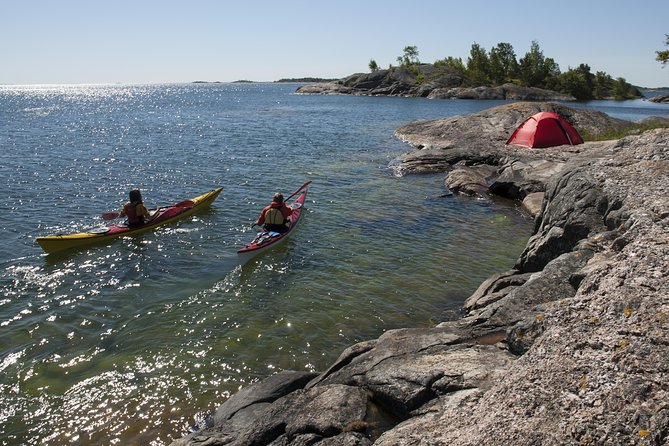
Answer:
[1,84,666,445]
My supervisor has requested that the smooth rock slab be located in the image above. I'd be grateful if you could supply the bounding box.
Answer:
[365,343,515,419]
[175,384,369,446]
[212,371,318,425]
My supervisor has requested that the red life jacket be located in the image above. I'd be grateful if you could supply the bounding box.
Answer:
[124,201,144,226]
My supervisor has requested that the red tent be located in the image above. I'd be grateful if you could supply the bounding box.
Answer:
[506,112,583,148]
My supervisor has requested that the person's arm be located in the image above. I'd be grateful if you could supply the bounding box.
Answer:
[119,206,127,217]
[255,208,267,226]
[137,203,152,220]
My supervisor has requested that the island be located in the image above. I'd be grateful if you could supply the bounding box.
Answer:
[295,64,579,102]
[295,42,643,101]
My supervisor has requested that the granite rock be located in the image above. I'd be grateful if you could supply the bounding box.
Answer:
[172,110,669,446]
[296,69,575,101]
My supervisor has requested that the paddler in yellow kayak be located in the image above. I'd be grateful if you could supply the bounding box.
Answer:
[119,189,154,227]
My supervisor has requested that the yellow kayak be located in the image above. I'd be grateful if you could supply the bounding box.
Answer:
[36,187,223,254]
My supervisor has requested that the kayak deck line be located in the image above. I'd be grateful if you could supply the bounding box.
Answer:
[36,187,223,254]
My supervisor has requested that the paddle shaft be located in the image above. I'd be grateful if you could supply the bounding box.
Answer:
[285,180,312,202]
[251,181,310,229]
[102,199,194,221]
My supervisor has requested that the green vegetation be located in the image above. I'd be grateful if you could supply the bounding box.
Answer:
[397,46,420,67]
[489,42,520,84]
[372,41,642,100]
[434,56,466,73]
[579,122,669,141]
[415,72,425,85]
[466,43,491,85]
[657,34,669,65]
[369,59,379,72]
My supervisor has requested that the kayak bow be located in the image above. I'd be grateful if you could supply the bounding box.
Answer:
[237,182,310,265]
[36,187,223,254]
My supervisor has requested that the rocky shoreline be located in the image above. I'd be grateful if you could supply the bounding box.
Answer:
[295,65,576,101]
[172,103,669,445]
[650,95,669,104]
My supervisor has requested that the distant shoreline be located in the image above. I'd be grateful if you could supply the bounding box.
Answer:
[1,81,667,90]
[192,78,338,84]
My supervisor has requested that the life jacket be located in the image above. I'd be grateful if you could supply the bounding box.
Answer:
[263,203,288,233]
[264,204,285,225]
[124,201,144,227]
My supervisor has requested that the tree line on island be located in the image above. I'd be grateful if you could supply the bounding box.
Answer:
[368,41,641,100]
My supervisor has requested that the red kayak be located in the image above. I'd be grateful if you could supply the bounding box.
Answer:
[237,181,310,265]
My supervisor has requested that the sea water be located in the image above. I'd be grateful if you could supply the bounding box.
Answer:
[1,83,666,445]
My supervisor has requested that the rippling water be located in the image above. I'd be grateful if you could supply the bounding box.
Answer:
[1,84,666,445]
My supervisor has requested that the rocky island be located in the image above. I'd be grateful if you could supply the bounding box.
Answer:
[295,64,577,101]
[172,102,669,446]
[651,95,669,104]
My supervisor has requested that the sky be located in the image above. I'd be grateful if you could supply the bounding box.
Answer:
[1,0,668,87]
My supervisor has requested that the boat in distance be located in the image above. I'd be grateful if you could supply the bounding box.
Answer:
[36,187,223,254]
[237,182,310,265]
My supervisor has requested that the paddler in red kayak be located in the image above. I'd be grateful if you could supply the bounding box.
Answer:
[255,192,294,233]
[119,189,153,227]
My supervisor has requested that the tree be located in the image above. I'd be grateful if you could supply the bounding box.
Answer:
[518,40,545,87]
[489,42,519,84]
[657,34,669,66]
[435,56,466,74]
[560,68,591,100]
[560,67,637,100]
[369,59,379,73]
[593,71,613,99]
[542,57,562,91]
[488,48,506,84]
[612,77,636,99]
[560,63,594,100]
[398,45,420,66]
[518,40,561,89]
[576,64,594,90]
[466,42,491,85]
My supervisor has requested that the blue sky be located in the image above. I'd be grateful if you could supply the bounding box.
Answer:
[1,0,668,86]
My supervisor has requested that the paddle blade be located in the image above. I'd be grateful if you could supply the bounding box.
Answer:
[102,212,119,221]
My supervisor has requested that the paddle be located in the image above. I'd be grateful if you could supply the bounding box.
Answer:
[102,199,195,221]
[286,180,312,202]
[248,181,311,230]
